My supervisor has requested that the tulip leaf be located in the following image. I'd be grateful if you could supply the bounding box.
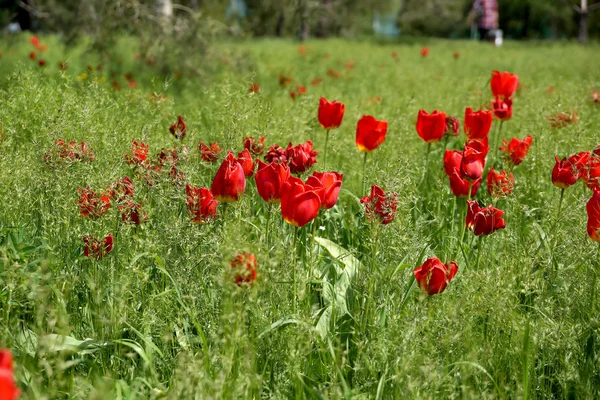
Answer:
[258,317,302,339]
[315,306,333,340]
[39,334,110,355]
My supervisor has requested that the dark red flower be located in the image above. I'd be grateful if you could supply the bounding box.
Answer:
[0,348,19,400]
[499,136,533,166]
[249,83,260,93]
[445,116,460,136]
[77,187,111,219]
[156,148,179,168]
[492,97,513,121]
[453,51,460,59]
[198,142,222,163]
[104,177,135,203]
[487,168,514,198]
[306,171,343,210]
[119,200,148,225]
[443,150,481,198]
[461,139,488,181]
[186,184,218,224]
[211,151,246,202]
[311,77,323,86]
[83,234,114,259]
[254,160,290,203]
[169,115,187,139]
[231,252,257,285]
[318,97,345,130]
[584,146,600,190]
[280,177,321,227]
[237,149,255,177]
[416,110,446,143]
[420,47,429,57]
[264,144,288,164]
[38,59,46,67]
[125,140,149,166]
[279,74,292,87]
[592,91,600,104]
[414,258,458,295]
[356,115,388,152]
[360,185,398,225]
[552,153,589,189]
[466,201,506,236]
[243,136,265,156]
[286,141,318,174]
[327,68,340,78]
[29,51,36,60]
[464,108,493,141]
[587,189,600,243]
[546,111,578,128]
[491,70,518,99]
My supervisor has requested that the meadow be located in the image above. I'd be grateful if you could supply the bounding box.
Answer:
[1,35,600,399]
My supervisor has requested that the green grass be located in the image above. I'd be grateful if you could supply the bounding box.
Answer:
[1,35,600,399]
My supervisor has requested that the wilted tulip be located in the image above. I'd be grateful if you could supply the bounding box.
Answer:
[360,185,398,225]
[243,136,265,156]
[231,252,257,286]
[119,200,148,225]
[169,115,186,139]
[198,142,222,163]
[487,168,514,198]
[414,258,458,295]
[125,140,149,166]
[83,234,114,259]
[186,184,218,224]
[77,187,111,219]
[499,136,533,166]
[466,201,506,236]
[264,144,288,164]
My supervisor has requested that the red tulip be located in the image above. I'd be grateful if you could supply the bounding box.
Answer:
[306,171,343,209]
[198,142,222,163]
[186,184,218,224]
[83,234,114,259]
[487,168,514,198]
[491,70,518,99]
[211,151,246,202]
[169,115,186,139]
[464,108,493,140]
[280,177,321,227]
[466,201,506,236]
[499,136,533,166]
[416,110,447,143]
[583,146,600,190]
[77,187,111,219]
[125,140,149,165]
[237,149,255,177]
[355,115,388,152]
[360,185,398,225]
[119,200,148,225]
[443,150,481,197]
[318,97,345,129]
[255,160,291,203]
[586,189,600,243]
[492,97,513,121]
[461,139,488,181]
[264,144,288,164]
[414,258,458,295]
[420,47,429,57]
[286,141,318,174]
[0,349,19,400]
[243,136,265,156]
[231,252,257,286]
[552,153,589,189]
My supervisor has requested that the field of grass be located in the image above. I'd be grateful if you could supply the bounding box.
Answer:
[1,35,600,399]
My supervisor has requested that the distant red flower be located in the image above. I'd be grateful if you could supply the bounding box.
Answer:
[211,152,246,202]
[237,149,255,177]
[186,184,218,224]
[443,150,481,198]
[487,168,514,198]
[492,97,513,121]
[279,74,292,87]
[124,72,134,82]
[156,148,179,168]
[243,136,265,156]
[491,70,518,99]
[198,142,222,162]
[119,200,148,225]
[392,51,398,59]
[254,160,291,203]
[546,111,578,128]
[44,140,95,166]
[298,45,306,57]
[318,97,345,130]
[584,146,600,190]
[345,60,355,70]
[592,91,600,104]
[327,68,340,79]
[461,139,488,181]
[125,140,149,166]
[0,348,20,400]
[280,177,321,227]
[466,201,506,236]
[289,91,297,101]
[453,51,460,59]
[414,258,458,295]
[83,234,114,259]
[77,187,111,219]
[104,177,135,203]
[290,85,307,100]
[58,61,68,70]
[111,81,121,91]
[169,115,187,139]
[499,136,533,166]
[420,47,429,57]
[306,171,343,210]
[231,253,257,286]
[128,81,138,89]
[356,115,388,152]
[38,59,46,67]
[552,153,589,189]
[587,189,600,243]
[464,108,493,141]
[286,141,318,174]
[361,185,398,225]
[29,52,36,60]
[311,77,323,86]
[264,144,288,164]
[416,110,447,143]
[249,83,260,93]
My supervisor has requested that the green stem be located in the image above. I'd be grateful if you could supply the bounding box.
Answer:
[292,227,298,315]
[362,151,368,195]
[456,183,472,258]
[265,203,273,250]
[493,120,504,163]
[323,129,330,170]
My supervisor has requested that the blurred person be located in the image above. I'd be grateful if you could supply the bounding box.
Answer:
[469,0,499,41]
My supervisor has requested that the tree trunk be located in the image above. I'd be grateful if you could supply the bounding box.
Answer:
[579,0,588,44]
[297,0,309,41]
[156,0,173,17]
